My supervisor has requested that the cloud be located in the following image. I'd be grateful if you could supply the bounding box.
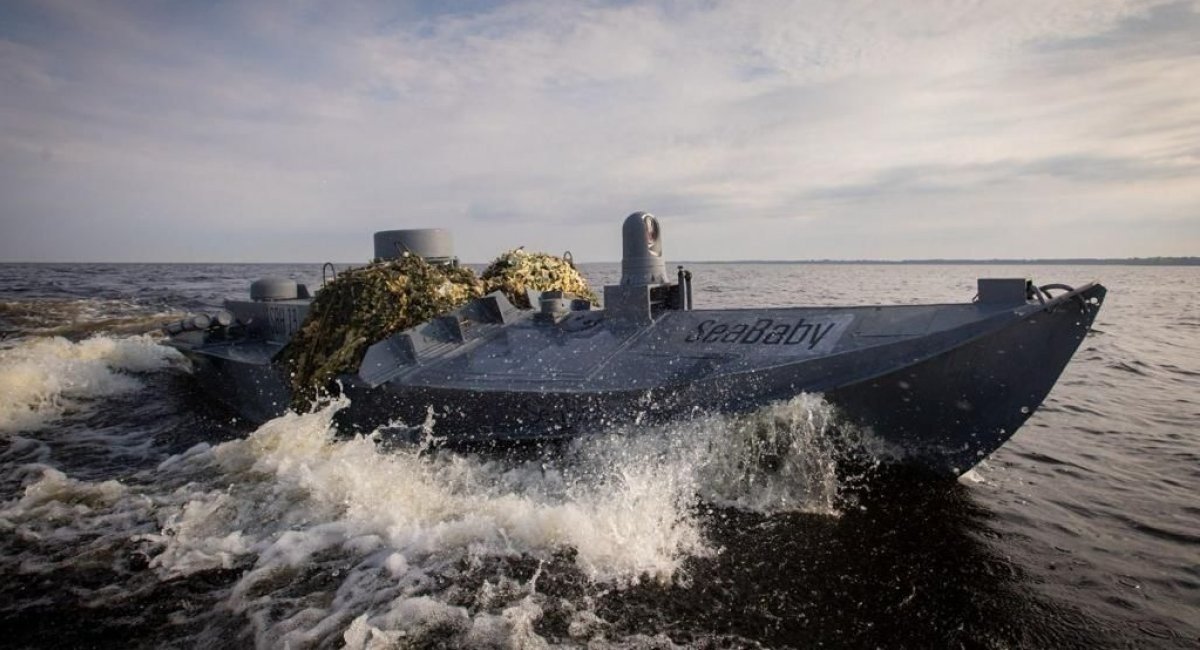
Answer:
[0,0,1197,262]
[807,153,1200,202]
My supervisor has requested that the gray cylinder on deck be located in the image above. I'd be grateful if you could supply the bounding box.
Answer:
[374,229,455,262]
[250,277,299,301]
[620,212,667,286]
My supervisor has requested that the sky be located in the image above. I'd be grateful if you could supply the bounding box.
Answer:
[0,0,1197,263]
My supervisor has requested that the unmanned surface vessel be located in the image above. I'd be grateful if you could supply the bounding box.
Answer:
[164,213,1105,477]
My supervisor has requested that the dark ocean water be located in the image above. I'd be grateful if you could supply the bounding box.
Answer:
[0,262,1196,649]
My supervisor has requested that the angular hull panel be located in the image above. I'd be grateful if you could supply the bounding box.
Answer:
[171,284,1105,478]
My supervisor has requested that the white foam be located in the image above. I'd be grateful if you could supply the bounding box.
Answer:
[0,387,850,646]
[6,466,127,511]
[684,394,843,515]
[136,394,848,646]
[0,335,183,433]
[0,467,161,577]
[143,493,258,574]
[153,402,708,582]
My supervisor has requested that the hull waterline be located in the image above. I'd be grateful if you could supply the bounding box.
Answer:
[172,284,1105,478]
[826,283,1106,476]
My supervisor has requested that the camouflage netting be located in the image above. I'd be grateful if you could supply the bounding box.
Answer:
[480,249,599,309]
[280,255,482,410]
[281,249,595,411]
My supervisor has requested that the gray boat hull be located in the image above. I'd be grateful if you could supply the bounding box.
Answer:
[826,283,1105,475]
[170,282,1104,478]
[341,284,1103,476]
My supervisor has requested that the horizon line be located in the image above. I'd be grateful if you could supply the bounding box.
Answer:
[0,256,1197,266]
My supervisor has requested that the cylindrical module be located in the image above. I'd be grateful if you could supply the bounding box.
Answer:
[373,229,455,263]
[620,212,667,285]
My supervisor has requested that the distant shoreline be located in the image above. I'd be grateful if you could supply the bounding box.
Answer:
[674,257,1200,266]
[1,257,1197,266]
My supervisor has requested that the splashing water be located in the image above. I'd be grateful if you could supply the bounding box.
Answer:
[0,381,844,647]
[131,392,846,647]
[0,331,851,648]
[0,316,941,648]
[0,335,184,433]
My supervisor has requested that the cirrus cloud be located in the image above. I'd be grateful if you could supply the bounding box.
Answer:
[0,0,1197,262]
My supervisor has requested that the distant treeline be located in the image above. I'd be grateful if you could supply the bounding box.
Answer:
[679,257,1200,266]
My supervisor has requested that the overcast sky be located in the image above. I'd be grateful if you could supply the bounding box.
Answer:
[1,0,1197,262]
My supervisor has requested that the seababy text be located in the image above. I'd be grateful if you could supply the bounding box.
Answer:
[683,318,843,350]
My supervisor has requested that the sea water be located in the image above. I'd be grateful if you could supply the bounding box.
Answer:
[0,262,1196,648]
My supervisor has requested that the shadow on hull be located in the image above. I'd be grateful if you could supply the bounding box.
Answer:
[827,284,1106,476]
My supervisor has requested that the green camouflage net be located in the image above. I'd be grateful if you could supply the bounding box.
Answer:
[481,249,599,309]
[280,255,482,410]
[280,250,596,411]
